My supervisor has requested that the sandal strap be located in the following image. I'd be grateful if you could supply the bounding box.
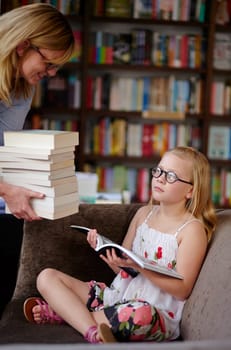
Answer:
[35,298,63,324]
[84,325,99,343]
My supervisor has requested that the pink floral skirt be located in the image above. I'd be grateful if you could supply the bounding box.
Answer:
[87,280,170,342]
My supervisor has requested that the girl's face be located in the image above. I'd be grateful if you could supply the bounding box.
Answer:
[17,43,65,85]
[152,153,193,205]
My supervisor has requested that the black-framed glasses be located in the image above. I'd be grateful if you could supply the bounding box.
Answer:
[30,45,61,71]
[151,167,193,185]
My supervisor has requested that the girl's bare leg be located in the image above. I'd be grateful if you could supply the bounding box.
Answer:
[35,268,110,338]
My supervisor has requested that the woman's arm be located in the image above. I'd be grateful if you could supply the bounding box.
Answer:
[0,181,45,221]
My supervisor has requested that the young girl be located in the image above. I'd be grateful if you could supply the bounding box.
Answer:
[24,146,217,343]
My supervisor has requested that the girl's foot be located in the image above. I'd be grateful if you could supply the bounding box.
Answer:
[23,297,64,324]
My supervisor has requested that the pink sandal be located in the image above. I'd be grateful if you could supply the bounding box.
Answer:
[84,324,116,343]
[23,297,64,324]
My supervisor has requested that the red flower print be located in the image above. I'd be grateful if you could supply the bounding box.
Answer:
[155,246,162,260]
[168,260,176,269]
[168,311,174,319]
[118,306,133,322]
[133,305,152,326]
[144,251,148,258]
[120,270,129,279]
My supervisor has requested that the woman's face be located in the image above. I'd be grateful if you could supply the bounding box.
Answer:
[17,44,65,85]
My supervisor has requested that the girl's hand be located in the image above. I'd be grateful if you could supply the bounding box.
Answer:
[87,229,98,249]
[100,248,140,271]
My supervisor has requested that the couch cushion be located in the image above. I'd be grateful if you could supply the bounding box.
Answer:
[181,209,231,340]
[13,203,142,300]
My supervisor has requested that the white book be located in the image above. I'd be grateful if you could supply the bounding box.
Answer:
[0,158,74,171]
[3,166,74,178]
[70,225,183,280]
[3,130,79,149]
[0,146,75,158]
[6,200,79,220]
[37,204,79,220]
[3,174,77,187]
[4,177,78,197]
[31,192,78,210]
[0,151,74,162]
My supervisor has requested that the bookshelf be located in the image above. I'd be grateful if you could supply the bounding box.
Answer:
[1,0,231,205]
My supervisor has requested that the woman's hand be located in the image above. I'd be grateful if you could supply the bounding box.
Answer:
[1,182,45,221]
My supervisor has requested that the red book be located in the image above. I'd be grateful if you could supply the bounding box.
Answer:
[142,124,153,156]
[180,35,189,68]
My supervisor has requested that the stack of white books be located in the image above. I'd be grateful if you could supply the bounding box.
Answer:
[1,129,79,220]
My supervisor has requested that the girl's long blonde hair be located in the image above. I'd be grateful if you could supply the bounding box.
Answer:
[152,147,217,242]
[0,3,75,105]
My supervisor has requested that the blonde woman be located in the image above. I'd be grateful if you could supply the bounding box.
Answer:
[0,3,74,221]
[24,147,217,343]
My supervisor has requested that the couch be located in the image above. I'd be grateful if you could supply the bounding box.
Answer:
[0,204,230,349]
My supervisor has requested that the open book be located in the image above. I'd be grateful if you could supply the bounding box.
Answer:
[70,225,183,280]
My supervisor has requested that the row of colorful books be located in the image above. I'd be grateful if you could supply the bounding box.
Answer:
[82,163,231,206]
[87,165,151,204]
[1,130,79,220]
[6,0,81,16]
[210,80,231,115]
[211,168,231,206]
[43,0,81,15]
[86,75,202,114]
[88,30,206,68]
[89,161,231,206]
[152,32,205,68]
[84,119,201,157]
[32,74,81,109]
[28,114,79,133]
[93,0,206,22]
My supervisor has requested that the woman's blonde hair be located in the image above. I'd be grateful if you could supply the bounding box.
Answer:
[0,3,75,105]
[152,146,217,242]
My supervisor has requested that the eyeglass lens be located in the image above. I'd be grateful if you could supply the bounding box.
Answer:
[30,45,60,71]
[152,167,177,183]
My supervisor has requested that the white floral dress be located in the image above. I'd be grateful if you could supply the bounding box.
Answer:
[87,208,198,342]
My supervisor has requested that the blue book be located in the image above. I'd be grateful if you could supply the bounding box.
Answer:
[142,77,150,111]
